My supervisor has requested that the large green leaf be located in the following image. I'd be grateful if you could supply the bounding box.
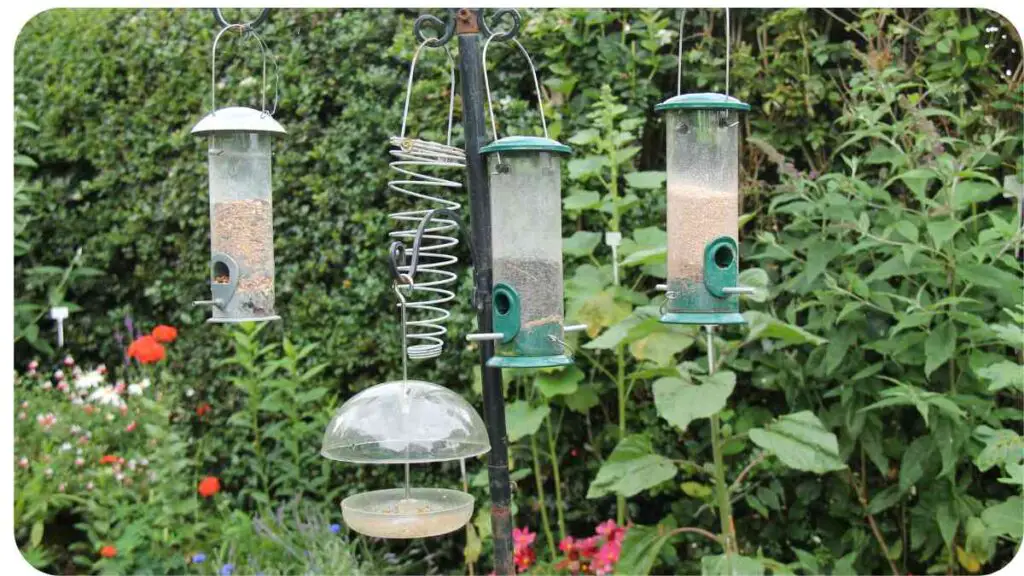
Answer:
[630,331,694,366]
[748,411,846,474]
[563,383,600,414]
[568,155,607,180]
[924,320,957,377]
[623,171,667,189]
[563,191,602,212]
[535,366,584,398]
[953,181,1003,210]
[654,372,736,432]
[587,435,677,499]
[563,231,602,257]
[505,401,550,442]
[926,218,962,248]
[899,436,936,492]
[614,523,679,575]
[974,427,1024,472]
[977,361,1024,392]
[981,497,1023,540]
[744,311,828,347]
[701,554,765,576]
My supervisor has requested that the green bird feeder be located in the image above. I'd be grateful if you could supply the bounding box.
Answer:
[473,136,583,368]
[655,93,754,325]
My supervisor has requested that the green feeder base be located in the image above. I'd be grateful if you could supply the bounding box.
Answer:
[659,312,746,326]
[486,354,574,369]
[207,315,281,324]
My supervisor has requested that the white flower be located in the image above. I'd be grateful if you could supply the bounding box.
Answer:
[138,378,151,390]
[44,468,53,477]
[115,472,124,482]
[74,369,105,391]
[140,458,149,467]
[89,386,125,408]
[185,387,195,398]
[70,425,81,434]
[54,369,64,380]
[127,384,143,396]
[656,28,673,46]
[86,481,94,491]
[104,413,114,422]
[74,457,85,467]
[60,442,73,452]
[128,459,137,470]
[71,397,83,405]
[41,382,52,390]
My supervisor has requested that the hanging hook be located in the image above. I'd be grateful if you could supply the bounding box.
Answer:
[212,8,271,30]
[676,8,686,96]
[209,24,278,115]
[400,39,458,145]
[725,8,732,98]
[413,10,457,47]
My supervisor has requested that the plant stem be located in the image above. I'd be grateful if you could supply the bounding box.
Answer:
[706,327,738,571]
[545,414,567,541]
[530,434,556,561]
[616,343,627,525]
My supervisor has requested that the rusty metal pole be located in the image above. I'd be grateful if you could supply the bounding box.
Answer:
[455,8,515,576]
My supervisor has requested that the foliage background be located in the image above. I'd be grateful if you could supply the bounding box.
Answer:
[13,7,1024,575]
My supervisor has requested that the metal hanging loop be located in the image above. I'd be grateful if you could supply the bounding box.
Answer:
[387,39,464,361]
[209,24,279,116]
[212,8,271,30]
[481,20,550,156]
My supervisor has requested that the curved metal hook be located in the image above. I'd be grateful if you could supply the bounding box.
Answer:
[213,8,271,30]
[387,208,460,286]
[478,8,522,42]
[413,10,457,48]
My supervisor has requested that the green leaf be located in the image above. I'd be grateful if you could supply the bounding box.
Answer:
[866,256,909,283]
[535,366,584,398]
[680,481,714,500]
[568,155,607,180]
[505,401,550,442]
[577,290,633,339]
[867,485,902,515]
[563,191,602,212]
[587,435,677,499]
[738,268,770,303]
[981,497,1024,540]
[894,220,919,243]
[900,436,936,492]
[563,231,602,257]
[568,128,601,146]
[953,181,1003,210]
[976,361,1024,393]
[975,428,1024,472]
[563,383,600,414]
[927,218,962,248]
[924,321,957,377]
[624,171,667,190]
[748,411,846,474]
[463,519,482,565]
[936,501,959,546]
[832,552,858,576]
[744,311,828,347]
[295,387,328,404]
[630,331,694,366]
[30,521,43,547]
[702,554,765,576]
[620,247,666,268]
[654,372,735,432]
[615,524,679,575]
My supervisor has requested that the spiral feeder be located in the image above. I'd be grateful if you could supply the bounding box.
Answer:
[387,40,465,360]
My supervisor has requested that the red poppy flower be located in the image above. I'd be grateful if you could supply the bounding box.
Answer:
[196,403,211,417]
[99,455,118,465]
[198,476,221,498]
[100,545,117,558]
[127,335,166,364]
[151,325,178,343]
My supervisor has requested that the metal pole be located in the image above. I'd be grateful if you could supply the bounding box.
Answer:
[454,9,515,576]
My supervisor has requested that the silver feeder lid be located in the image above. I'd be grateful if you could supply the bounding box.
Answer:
[191,106,286,135]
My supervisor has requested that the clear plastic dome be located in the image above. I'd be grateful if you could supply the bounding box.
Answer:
[321,380,490,463]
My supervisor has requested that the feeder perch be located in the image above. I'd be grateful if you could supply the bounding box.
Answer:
[192,107,285,323]
[472,136,581,368]
[321,380,490,539]
[655,93,752,325]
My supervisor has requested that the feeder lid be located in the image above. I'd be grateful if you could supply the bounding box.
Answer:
[191,106,287,135]
[321,380,491,464]
[479,136,571,155]
[655,93,751,112]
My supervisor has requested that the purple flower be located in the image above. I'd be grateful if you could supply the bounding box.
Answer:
[219,564,234,576]
[192,553,206,564]
[330,523,341,534]
[123,314,134,339]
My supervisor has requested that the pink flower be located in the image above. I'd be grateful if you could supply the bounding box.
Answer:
[20,401,28,409]
[559,536,575,553]
[64,355,75,366]
[114,381,126,394]
[17,458,29,469]
[74,458,85,467]
[17,412,26,420]
[28,360,38,371]
[513,526,536,548]
[97,364,107,375]
[86,482,94,491]
[125,421,137,433]
[37,413,57,429]
[54,369,64,380]
[595,519,618,537]
[58,483,66,492]
[57,382,69,392]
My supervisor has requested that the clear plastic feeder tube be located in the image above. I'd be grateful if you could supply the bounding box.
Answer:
[656,93,749,324]
[481,137,572,363]
[192,107,285,322]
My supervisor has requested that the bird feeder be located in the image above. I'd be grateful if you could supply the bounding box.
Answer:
[478,136,577,368]
[655,93,751,325]
[321,379,490,539]
[192,25,285,323]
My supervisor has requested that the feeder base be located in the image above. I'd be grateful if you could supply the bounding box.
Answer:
[659,312,746,325]
[487,354,573,369]
[207,315,281,324]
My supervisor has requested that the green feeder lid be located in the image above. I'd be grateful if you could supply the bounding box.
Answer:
[655,93,750,113]
[479,136,572,155]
